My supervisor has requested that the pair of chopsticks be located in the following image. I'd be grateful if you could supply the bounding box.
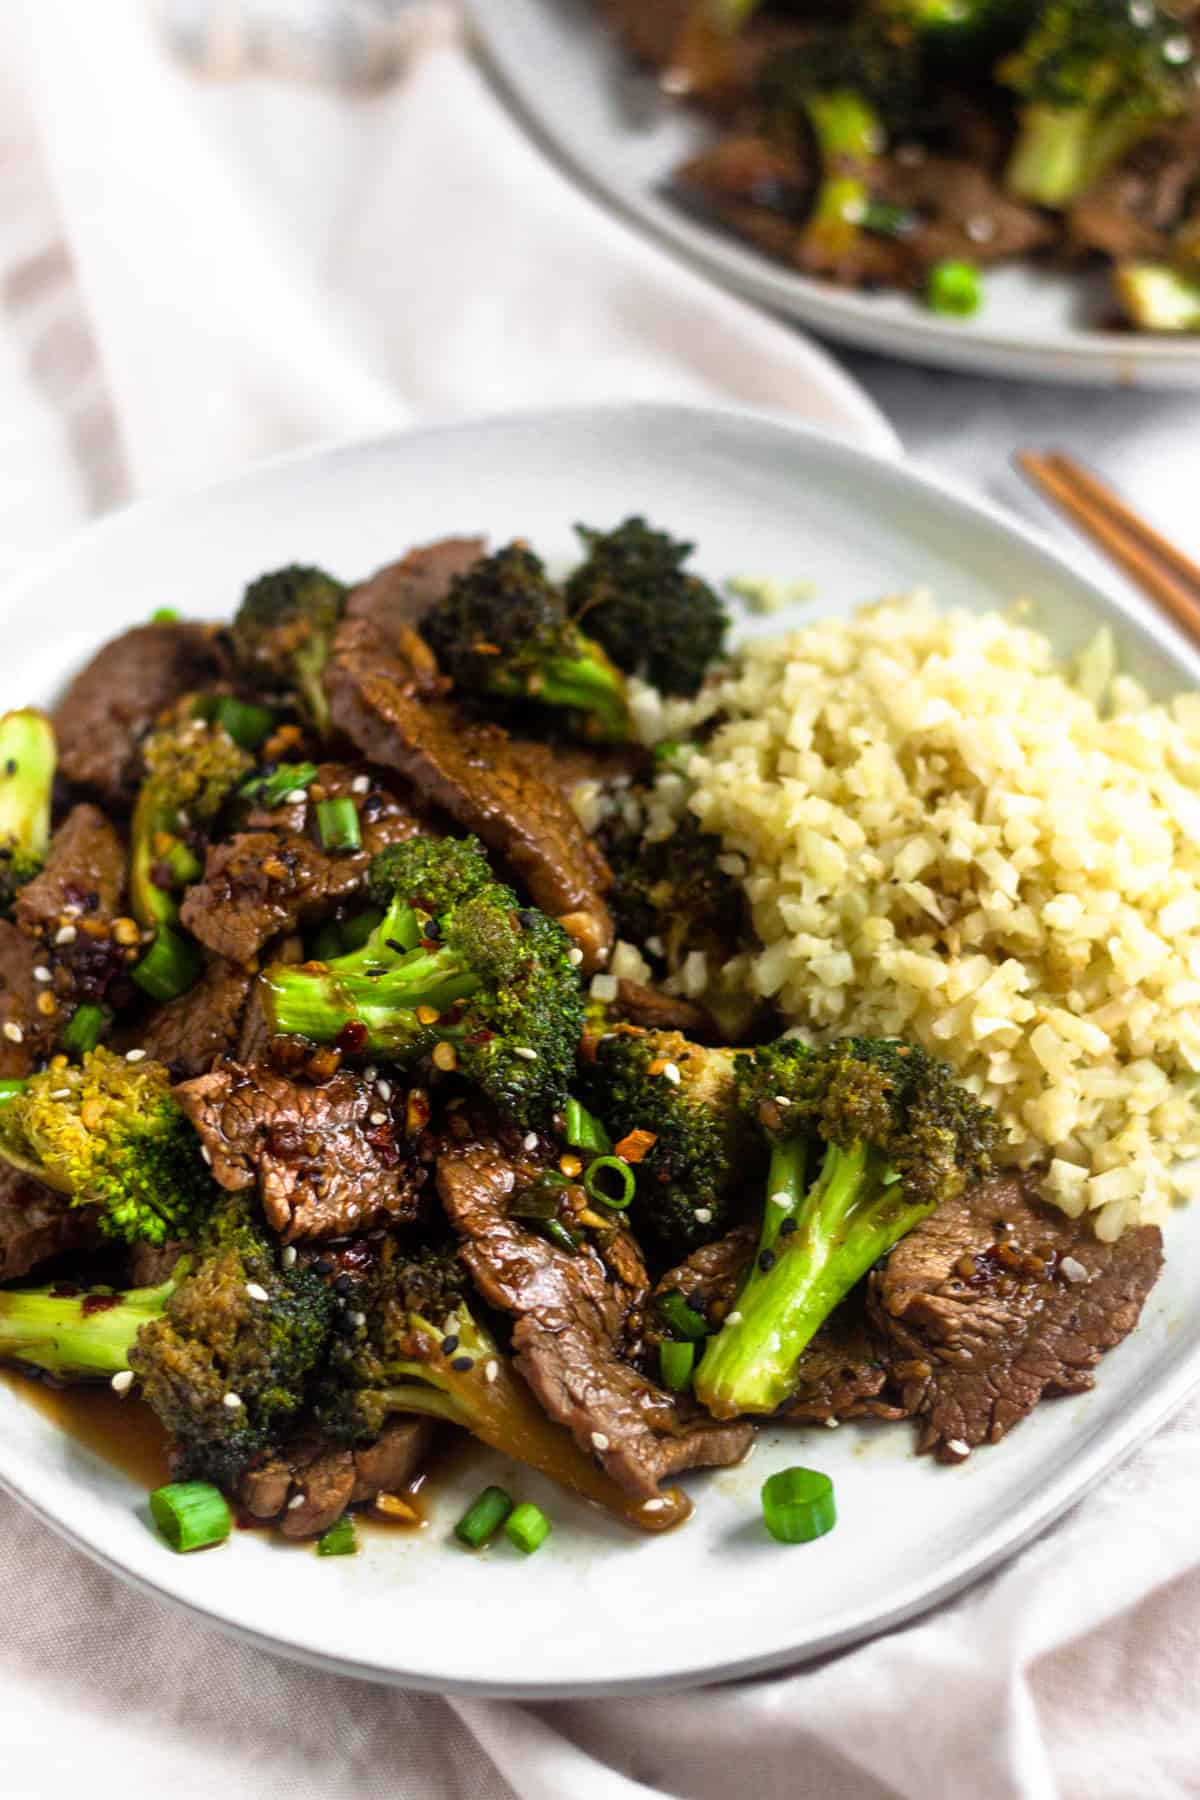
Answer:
[1017,450,1200,650]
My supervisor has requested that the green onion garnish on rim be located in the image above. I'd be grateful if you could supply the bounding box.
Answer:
[504,1502,552,1556]
[315,796,362,853]
[149,1481,231,1553]
[761,1467,837,1545]
[583,1155,635,1210]
[455,1484,513,1549]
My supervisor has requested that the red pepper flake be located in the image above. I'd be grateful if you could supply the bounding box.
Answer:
[336,1021,368,1055]
[614,1129,657,1164]
[81,1292,121,1316]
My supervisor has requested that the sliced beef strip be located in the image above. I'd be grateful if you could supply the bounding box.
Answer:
[140,958,255,1080]
[326,615,613,967]
[438,1142,752,1499]
[53,622,226,805]
[653,1225,755,1321]
[181,762,423,963]
[239,1418,434,1531]
[14,804,126,939]
[348,537,485,649]
[126,1239,186,1289]
[0,1162,102,1281]
[869,1172,1164,1464]
[175,1061,425,1242]
[874,157,1057,275]
[612,978,721,1043]
[0,919,54,1076]
[676,133,818,266]
[1069,122,1200,263]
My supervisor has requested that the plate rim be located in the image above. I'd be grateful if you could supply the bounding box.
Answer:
[2,399,1199,1696]
[464,0,1200,388]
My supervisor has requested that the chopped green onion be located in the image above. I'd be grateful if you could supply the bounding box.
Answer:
[761,1467,837,1545]
[195,695,276,750]
[239,762,320,809]
[658,1290,708,1341]
[861,199,915,239]
[0,1078,27,1104]
[149,606,180,625]
[149,1481,231,1553]
[317,1514,358,1557]
[565,1096,612,1154]
[132,927,204,1002]
[316,796,362,853]
[164,840,202,885]
[544,1218,582,1254]
[926,258,983,319]
[339,906,384,953]
[660,1339,695,1393]
[455,1484,513,1548]
[504,1501,552,1556]
[583,1155,635,1210]
[60,1004,107,1058]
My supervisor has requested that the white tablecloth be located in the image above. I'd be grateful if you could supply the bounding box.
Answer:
[4,5,1200,1797]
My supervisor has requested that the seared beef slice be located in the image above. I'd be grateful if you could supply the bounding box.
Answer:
[438,1142,752,1498]
[0,1163,101,1280]
[870,1173,1163,1463]
[175,1063,424,1241]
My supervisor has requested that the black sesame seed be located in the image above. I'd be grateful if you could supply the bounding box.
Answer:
[385,938,408,955]
[779,1218,798,1238]
[758,1248,776,1272]
[440,1333,460,1355]
[450,1355,474,1373]
[517,910,539,930]
[333,1274,354,1297]
[314,1257,334,1276]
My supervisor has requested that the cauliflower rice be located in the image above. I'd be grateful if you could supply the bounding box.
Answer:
[661,595,1200,1240]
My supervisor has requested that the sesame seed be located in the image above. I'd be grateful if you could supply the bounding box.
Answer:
[965,213,997,245]
[245,1282,270,1302]
[770,1191,792,1209]
[351,774,371,794]
[281,1245,297,1269]
[50,1088,70,1099]
[364,1065,378,1082]
[287,1492,307,1511]
[485,1359,499,1383]
[200,1145,212,1166]
[55,925,76,945]
[645,936,664,957]
[32,966,51,983]
[61,903,81,918]
[758,1249,776,1273]
[590,1431,610,1452]
[110,1370,134,1395]
[773,1095,792,1108]
[2,1022,23,1044]
[694,1207,713,1224]
[725,1311,743,1326]
[661,1062,681,1085]
[376,1080,392,1102]
[284,788,308,804]
[125,1048,146,1063]
[824,1417,840,1429]
[345,1202,359,1218]
[512,1046,538,1061]
[349,1311,366,1328]
[523,1131,538,1151]
[642,1497,668,1512]
[223,1392,243,1410]
[368,1110,387,1126]
[568,946,584,967]
[946,1438,971,1458]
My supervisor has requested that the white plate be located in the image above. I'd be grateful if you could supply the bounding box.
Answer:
[2,403,1199,1697]
[465,0,1200,389]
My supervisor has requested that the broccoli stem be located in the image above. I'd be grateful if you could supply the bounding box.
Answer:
[1115,262,1200,332]
[523,654,633,743]
[0,1275,177,1380]
[263,944,482,1052]
[1007,101,1155,210]
[695,1137,932,1418]
[801,90,882,264]
[0,710,55,895]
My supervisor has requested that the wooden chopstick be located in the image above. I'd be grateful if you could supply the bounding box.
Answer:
[1016,449,1200,651]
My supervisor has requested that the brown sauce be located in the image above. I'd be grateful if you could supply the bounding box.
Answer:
[0,1367,171,1490]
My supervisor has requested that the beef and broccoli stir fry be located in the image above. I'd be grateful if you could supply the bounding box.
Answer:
[599,0,1200,332]
[0,521,1163,1555]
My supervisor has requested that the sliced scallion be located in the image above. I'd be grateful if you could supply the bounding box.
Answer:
[198,695,276,751]
[60,1004,107,1058]
[454,1484,513,1549]
[164,840,202,885]
[761,1467,837,1545]
[659,1339,695,1393]
[149,607,180,624]
[316,796,361,853]
[544,1218,582,1255]
[317,1514,358,1557]
[239,762,320,809]
[583,1155,635,1210]
[504,1502,551,1556]
[564,1096,612,1154]
[149,1481,231,1553]
[132,927,204,1002]
[657,1290,708,1341]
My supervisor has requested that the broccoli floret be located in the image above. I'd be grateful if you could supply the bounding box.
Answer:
[230,564,346,735]
[694,1036,996,1417]
[422,543,634,743]
[874,0,1035,63]
[1001,0,1195,210]
[1115,261,1200,332]
[0,709,55,914]
[603,808,746,977]
[565,518,728,699]
[576,1028,761,1258]
[0,1196,334,1489]
[129,714,253,930]
[261,835,584,1129]
[316,1242,686,1531]
[0,1047,218,1246]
